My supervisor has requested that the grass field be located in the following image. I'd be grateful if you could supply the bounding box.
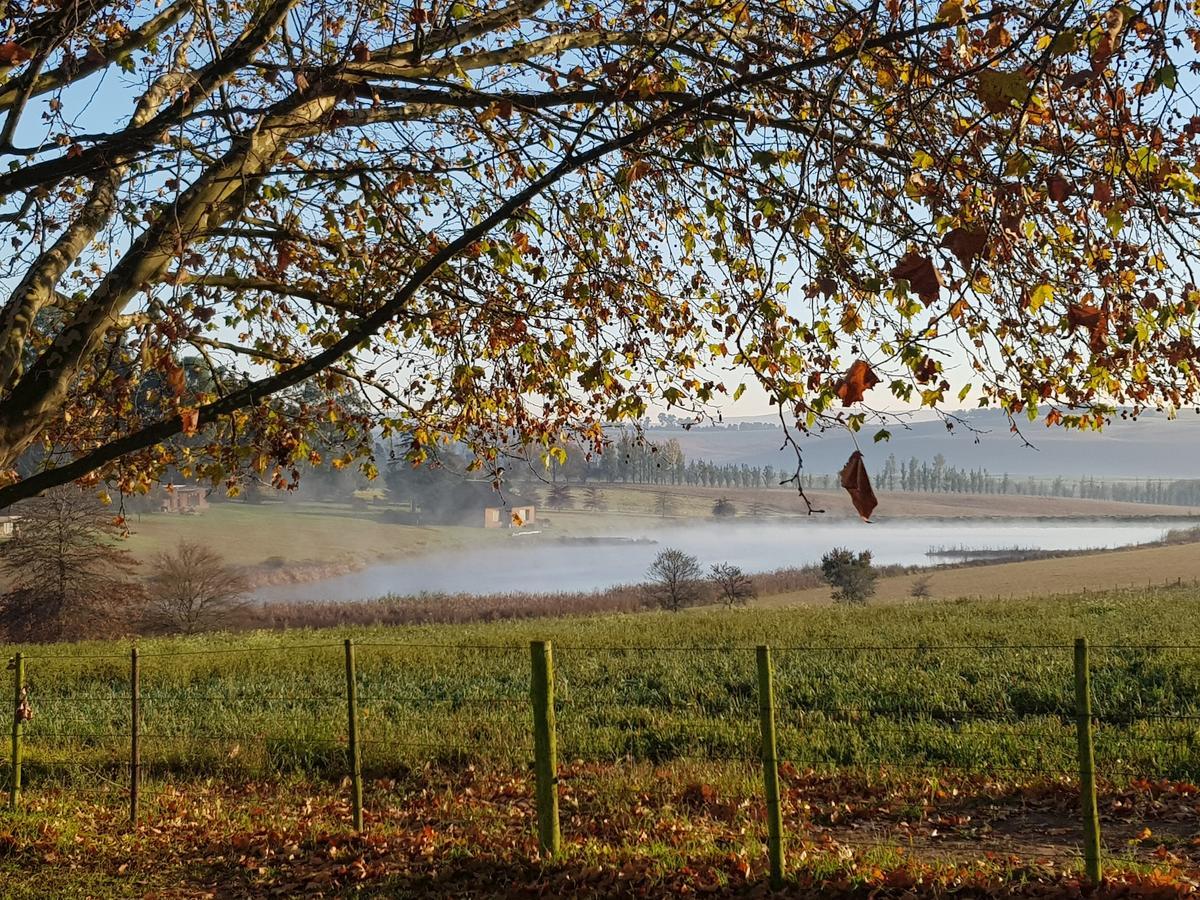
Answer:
[120,501,500,571]
[5,588,1200,895]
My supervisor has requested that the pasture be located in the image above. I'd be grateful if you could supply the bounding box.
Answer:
[4,587,1200,896]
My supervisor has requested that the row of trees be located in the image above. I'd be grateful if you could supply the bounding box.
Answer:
[0,490,249,642]
[873,454,1200,507]
[645,546,889,611]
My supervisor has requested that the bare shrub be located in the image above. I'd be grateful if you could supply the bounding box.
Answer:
[710,563,756,607]
[143,541,250,635]
[0,488,143,642]
[910,574,933,599]
[646,548,705,612]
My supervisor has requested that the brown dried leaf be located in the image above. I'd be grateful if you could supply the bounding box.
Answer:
[839,451,878,522]
[834,359,881,406]
[890,251,942,306]
[940,227,987,270]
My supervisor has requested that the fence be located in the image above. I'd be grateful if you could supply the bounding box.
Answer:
[7,636,1200,883]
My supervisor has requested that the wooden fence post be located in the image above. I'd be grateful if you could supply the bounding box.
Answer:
[130,646,140,823]
[1074,637,1102,883]
[344,638,363,831]
[756,645,785,889]
[529,640,560,856]
[9,651,22,809]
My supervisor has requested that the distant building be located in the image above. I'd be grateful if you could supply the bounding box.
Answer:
[160,485,209,514]
[483,505,536,529]
[0,515,19,539]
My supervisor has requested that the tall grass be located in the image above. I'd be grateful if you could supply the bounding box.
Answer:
[6,584,1200,797]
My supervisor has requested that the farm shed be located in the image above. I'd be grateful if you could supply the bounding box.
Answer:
[159,485,209,514]
[483,505,536,528]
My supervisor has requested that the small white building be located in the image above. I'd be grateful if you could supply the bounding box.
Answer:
[483,505,536,528]
[0,515,20,539]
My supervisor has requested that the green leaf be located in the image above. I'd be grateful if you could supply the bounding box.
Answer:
[873,429,891,443]
[1155,63,1178,91]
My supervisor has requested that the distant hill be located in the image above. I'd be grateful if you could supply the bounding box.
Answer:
[653,409,1200,479]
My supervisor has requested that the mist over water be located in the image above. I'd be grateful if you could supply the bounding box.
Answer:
[255,518,1194,603]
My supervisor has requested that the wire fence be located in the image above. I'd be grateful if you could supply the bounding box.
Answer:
[6,637,1200,881]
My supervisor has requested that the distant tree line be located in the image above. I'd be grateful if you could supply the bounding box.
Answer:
[870,454,1200,508]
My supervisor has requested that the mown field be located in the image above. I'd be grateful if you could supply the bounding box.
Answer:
[4,589,1200,896]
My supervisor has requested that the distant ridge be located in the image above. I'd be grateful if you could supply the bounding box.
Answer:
[651,409,1200,479]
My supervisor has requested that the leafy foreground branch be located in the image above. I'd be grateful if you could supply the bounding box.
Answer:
[2,0,1200,507]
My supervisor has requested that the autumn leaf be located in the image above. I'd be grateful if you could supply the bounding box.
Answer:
[839,450,878,522]
[936,0,967,25]
[1066,302,1102,330]
[914,355,938,384]
[0,42,33,65]
[165,363,186,396]
[949,298,969,320]
[1029,283,1054,312]
[834,359,881,406]
[1047,173,1073,203]
[940,227,987,270]
[180,407,200,436]
[975,69,1030,114]
[890,251,942,305]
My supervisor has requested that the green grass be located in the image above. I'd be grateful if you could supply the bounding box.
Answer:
[121,500,497,567]
[6,584,1200,796]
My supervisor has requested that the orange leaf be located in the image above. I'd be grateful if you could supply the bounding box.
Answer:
[834,360,880,406]
[0,42,33,65]
[890,251,942,305]
[180,407,200,436]
[839,451,878,522]
[1066,302,1102,329]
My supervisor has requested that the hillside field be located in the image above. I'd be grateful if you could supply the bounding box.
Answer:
[5,588,1200,896]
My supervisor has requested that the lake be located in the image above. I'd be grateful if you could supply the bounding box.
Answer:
[255,518,1196,603]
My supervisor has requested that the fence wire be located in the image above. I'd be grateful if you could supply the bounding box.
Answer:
[3,639,1200,874]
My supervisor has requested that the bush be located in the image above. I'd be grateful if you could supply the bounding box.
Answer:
[646,548,705,612]
[910,574,933,599]
[820,547,877,604]
[712,497,736,518]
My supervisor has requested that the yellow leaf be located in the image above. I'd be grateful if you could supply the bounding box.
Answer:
[1029,283,1054,312]
[937,0,967,25]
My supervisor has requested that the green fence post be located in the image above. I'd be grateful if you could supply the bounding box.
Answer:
[529,640,560,856]
[1074,637,1102,883]
[756,645,785,889]
[344,638,363,831]
[9,651,22,809]
[130,646,140,824]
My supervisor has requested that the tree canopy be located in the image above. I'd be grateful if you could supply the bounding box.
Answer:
[1,0,1198,508]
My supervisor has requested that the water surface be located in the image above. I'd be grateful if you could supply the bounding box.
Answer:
[256,518,1194,602]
